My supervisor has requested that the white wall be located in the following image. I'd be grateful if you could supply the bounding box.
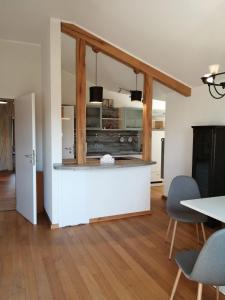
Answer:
[62,69,142,108]
[0,39,43,170]
[61,70,75,105]
[61,69,163,110]
[164,85,225,194]
[42,18,62,223]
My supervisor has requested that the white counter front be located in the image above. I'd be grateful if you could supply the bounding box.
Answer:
[55,163,152,227]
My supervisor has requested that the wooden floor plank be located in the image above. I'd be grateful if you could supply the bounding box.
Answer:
[0,171,16,211]
[0,186,224,299]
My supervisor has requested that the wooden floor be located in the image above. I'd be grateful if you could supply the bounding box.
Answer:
[0,186,224,300]
[0,171,16,211]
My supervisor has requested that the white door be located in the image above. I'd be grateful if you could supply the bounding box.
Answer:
[151,130,165,182]
[62,106,74,159]
[15,93,37,224]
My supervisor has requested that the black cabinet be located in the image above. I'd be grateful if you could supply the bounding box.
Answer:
[192,126,225,227]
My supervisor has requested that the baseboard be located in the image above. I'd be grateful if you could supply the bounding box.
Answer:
[89,210,151,223]
[50,223,59,230]
[151,180,163,184]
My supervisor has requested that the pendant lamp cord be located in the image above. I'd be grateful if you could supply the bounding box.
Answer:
[95,53,98,86]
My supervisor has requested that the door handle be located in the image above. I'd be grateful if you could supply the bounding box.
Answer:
[24,150,36,165]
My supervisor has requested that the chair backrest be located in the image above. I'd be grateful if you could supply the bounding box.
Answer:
[191,228,225,285]
[167,176,201,212]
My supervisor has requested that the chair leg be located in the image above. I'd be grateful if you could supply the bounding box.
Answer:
[216,286,220,300]
[169,220,178,259]
[197,283,203,300]
[195,223,200,243]
[170,268,182,300]
[201,223,206,242]
[165,217,172,242]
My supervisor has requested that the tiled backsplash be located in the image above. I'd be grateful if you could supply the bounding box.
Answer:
[86,130,142,155]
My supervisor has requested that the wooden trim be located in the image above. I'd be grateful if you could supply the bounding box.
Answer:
[36,171,44,213]
[61,22,191,97]
[89,210,151,223]
[142,75,152,161]
[76,38,87,164]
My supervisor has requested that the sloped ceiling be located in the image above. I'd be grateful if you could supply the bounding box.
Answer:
[1,0,225,97]
[61,33,170,99]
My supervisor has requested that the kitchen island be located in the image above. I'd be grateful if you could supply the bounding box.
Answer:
[54,158,154,227]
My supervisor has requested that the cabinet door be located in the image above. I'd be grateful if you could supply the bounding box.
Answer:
[213,128,225,196]
[124,108,143,129]
[192,128,214,197]
[86,106,102,129]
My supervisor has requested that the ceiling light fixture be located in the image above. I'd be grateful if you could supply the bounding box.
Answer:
[0,101,7,104]
[89,51,103,103]
[201,64,225,99]
[118,87,130,94]
[131,72,142,102]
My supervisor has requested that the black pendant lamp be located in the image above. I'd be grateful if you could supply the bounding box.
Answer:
[89,52,103,103]
[131,73,142,102]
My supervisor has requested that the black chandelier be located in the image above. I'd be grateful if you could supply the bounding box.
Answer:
[201,65,225,99]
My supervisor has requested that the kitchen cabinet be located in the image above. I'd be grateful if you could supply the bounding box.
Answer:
[86,106,102,129]
[123,108,143,130]
[75,105,143,130]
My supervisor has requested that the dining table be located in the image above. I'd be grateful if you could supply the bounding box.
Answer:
[181,196,225,223]
[181,195,225,295]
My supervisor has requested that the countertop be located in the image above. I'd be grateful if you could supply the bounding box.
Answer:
[54,157,155,170]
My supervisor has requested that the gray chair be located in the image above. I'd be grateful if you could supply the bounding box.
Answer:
[170,228,225,300]
[166,176,207,259]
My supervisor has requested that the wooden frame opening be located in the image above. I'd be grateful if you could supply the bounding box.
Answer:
[61,22,191,164]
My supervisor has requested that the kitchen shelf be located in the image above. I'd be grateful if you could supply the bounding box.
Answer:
[102,118,122,120]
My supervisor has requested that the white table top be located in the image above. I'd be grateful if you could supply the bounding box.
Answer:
[181,196,225,223]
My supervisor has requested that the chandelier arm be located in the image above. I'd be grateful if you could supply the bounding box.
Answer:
[207,71,225,80]
[213,84,225,96]
[207,82,223,87]
[208,85,225,99]
[213,71,225,77]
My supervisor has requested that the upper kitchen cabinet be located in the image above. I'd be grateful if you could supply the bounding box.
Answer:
[123,108,143,130]
[86,106,102,130]
[76,105,144,131]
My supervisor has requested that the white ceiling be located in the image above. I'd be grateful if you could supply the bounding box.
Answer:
[61,34,171,99]
[1,0,225,97]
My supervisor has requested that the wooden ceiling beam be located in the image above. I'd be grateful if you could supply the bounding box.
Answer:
[61,22,191,97]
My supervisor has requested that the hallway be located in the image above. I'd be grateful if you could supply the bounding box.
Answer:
[0,171,16,211]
